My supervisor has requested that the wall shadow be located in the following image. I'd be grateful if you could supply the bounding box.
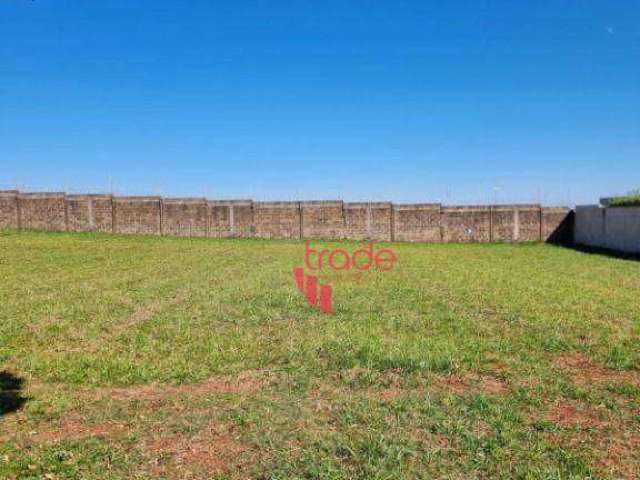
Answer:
[546,210,575,246]
[546,210,639,261]
[0,371,28,416]
[562,243,640,262]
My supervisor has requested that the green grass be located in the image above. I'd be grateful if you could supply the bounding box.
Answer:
[609,189,640,207]
[1,230,639,479]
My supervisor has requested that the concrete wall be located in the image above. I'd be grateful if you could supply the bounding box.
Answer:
[254,202,301,239]
[441,206,491,243]
[0,190,19,229]
[301,201,344,239]
[163,198,208,237]
[490,205,541,242]
[604,207,640,253]
[518,206,544,242]
[575,206,605,247]
[208,200,254,238]
[575,205,640,254]
[0,190,574,245]
[66,194,113,233]
[226,201,254,237]
[344,202,392,241]
[393,204,441,242]
[542,207,574,244]
[113,196,161,235]
[18,192,67,231]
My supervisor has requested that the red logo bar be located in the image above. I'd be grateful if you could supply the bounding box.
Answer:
[320,284,333,313]
[293,267,304,292]
[305,275,318,306]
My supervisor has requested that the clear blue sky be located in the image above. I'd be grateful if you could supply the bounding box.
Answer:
[1,1,638,205]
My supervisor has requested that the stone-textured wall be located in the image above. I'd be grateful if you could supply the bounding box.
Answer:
[393,204,441,242]
[163,198,208,237]
[228,201,254,237]
[441,206,491,243]
[18,192,67,231]
[517,206,544,242]
[0,190,19,229]
[254,202,301,239]
[66,194,113,233]
[113,196,161,235]
[344,202,392,241]
[490,205,541,242]
[0,190,574,244]
[208,200,254,238]
[301,201,344,239]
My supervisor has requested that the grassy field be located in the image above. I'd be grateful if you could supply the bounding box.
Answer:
[0,230,639,479]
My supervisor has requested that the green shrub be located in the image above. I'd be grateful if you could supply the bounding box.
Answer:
[608,189,640,207]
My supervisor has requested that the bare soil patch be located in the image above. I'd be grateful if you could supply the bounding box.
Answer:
[432,373,510,396]
[116,289,190,333]
[554,353,640,387]
[108,370,263,403]
[145,426,255,478]
[546,399,609,429]
[26,418,127,444]
[547,430,640,479]
[596,434,640,480]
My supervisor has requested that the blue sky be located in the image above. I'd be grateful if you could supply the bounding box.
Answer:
[1,1,638,205]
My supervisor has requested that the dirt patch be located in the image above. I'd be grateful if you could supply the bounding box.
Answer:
[145,426,254,477]
[596,434,640,480]
[114,289,190,335]
[339,367,369,382]
[478,375,510,394]
[434,375,468,395]
[27,418,127,444]
[379,388,402,402]
[432,373,510,396]
[547,430,640,479]
[546,400,609,429]
[554,353,640,387]
[472,420,493,437]
[518,376,541,389]
[108,370,263,403]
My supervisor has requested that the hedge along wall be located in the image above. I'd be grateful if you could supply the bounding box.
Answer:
[0,190,574,244]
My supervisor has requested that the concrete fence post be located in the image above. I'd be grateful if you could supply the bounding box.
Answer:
[16,192,22,230]
[229,204,235,236]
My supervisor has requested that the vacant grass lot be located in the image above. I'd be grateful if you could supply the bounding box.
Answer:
[0,230,639,479]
